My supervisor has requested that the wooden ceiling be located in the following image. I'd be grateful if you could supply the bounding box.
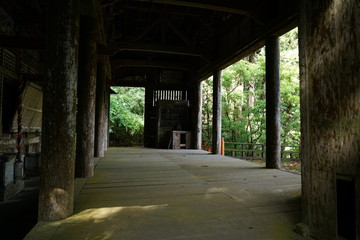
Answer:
[0,0,299,87]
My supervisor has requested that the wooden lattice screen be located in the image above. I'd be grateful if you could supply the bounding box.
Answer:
[152,89,187,106]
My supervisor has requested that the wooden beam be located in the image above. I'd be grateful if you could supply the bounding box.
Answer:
[101,0,120,7]
[123,4,201,17]
[190,7,298,83]
[111,80,186,89]
[133,17,162,41]
[0,36,44,49]
[163,18,192,46]
[98,42,210,61]
[110,59,191,71]
[133,0,259,20]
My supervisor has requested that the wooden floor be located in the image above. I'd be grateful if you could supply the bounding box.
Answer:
[25,147,303,240]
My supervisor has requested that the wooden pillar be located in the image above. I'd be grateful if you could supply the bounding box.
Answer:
[104,63,110,151]
[75,15,97,178]
[39,0,79,221]
[299,1,310,227]
[212,70,222,154]
[0,75,2,137]
[193,81,202,149]
[265,35,281,169]
[299,1,360,238]
[104,86,110,150]
[144,87,153,147]
[105,87,110,149]
[94,61,106,157]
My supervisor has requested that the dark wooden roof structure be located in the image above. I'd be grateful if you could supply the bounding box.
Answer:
[0,0,299,87]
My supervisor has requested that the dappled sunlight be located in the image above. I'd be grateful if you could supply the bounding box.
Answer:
[204,187,229,199]
[38,204,172,239]
[27,148,302,239]
[272,189,284,194]
[67,204,169,223]
[206,187,228,193]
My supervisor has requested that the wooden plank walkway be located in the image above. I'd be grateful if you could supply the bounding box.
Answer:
[25,147,303,240]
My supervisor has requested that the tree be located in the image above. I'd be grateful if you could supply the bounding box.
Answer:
[110,87,145,145]
[202,28,300,151]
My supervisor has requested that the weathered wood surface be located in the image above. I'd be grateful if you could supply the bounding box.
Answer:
[212,70,221,154]
[75,15,97,178]
[143,87,154,147]
[265,36,281,169]
[194,82,202,149]
[300,0,360,238]
[188,81,202,149]
[39,0,79,221]
[94,61,106,157]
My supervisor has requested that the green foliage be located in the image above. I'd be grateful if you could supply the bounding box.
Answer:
[202,28,300,150]
[280,28,300,148]
[110,87,145,145]
[202,77,213,145]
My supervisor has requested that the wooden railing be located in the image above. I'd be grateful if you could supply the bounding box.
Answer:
[109,142,144,147]
[224,142,300,160]
[0,135,41,154]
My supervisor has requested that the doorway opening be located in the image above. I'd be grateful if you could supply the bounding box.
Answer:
[109,87,145,147]
[336,176,356,240]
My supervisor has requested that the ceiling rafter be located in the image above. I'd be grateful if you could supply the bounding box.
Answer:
[122,3,201,17]
[132,0,260,22]
[110,59,192,71]
[163,17,192,46]
[98,42,210,61]
[132,17,162,41]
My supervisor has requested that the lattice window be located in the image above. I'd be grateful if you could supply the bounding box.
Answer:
[2,49,16,72]
[22,64,30,74]
[29,66,38,75]
[0,48,3,66]
[152,89,187,106]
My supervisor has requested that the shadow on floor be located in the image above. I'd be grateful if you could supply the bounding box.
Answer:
[0,177,39,240]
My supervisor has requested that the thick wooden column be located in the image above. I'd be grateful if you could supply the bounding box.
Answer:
[39,0,79,221]
[265,35,281,169]
[75,15,97,178]
[103,86,110,150]
[94,61,106,157]
[0,75,2,137]
[299,6,310,227]
[298,1,360,238]
[212,70,222,154]
[144,87,153,147]
[193,81,202,149]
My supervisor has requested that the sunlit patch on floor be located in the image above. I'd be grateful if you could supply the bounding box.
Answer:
[66,204,169,223]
